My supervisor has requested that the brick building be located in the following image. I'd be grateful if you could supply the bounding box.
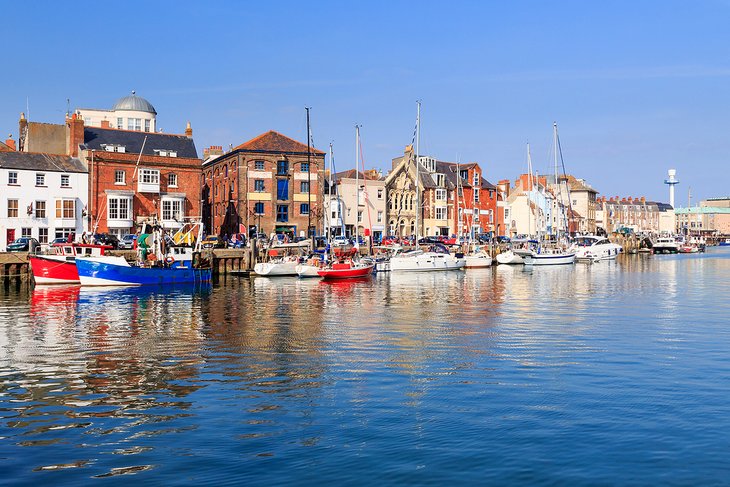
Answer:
[201,131,325,238]
[16,92,202,237]
[384,146,501,238]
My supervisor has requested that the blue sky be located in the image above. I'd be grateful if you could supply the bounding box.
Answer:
[2,0,728,204]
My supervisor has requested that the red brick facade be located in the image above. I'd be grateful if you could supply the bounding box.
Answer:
[202,131,325,238]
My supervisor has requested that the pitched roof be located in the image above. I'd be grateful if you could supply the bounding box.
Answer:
[333,169,383,181]
[0,140,12,152]
[82,127,198,159]
[0,151,87,173]
[233,130,325,155]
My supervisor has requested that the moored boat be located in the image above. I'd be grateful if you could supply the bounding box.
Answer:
[464,247,492,268]
[522,248,576,266]
[652,236,679,254]
[572,235,622,262]
[29,242,114,285]
[317,260,374,279]
[76,257,211,286]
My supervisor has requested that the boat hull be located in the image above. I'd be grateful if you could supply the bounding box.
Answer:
[523,252,576,266]
[254,261,299,276]
[29,255,80,284]
[76,259,211,286]
[296,264,322,278]
[464,253,492,268]
[317,264,374,279]
[389,253,465,272]
[496,250,524,265]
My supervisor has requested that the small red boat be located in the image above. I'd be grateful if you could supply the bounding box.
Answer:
[317,260,374,280]
[29,243,114,284]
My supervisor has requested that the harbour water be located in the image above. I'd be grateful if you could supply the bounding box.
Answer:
[1,249,730,485]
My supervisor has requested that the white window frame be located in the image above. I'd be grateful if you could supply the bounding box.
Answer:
[36,173,45,186]
[168,173,178,188]
[108,196,132,221]
[8,171,18,184]
[435,189,446,201]
[61,174,70,188]
[115,170,126,185]
[35,200,46,219]
[435,206,447,220]
[161,198,183,222]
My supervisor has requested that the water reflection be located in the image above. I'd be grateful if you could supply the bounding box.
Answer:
[1,249,730,484]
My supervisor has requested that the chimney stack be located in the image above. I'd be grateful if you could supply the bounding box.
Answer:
[66,113,85,157]
[185,121,193,138]
[4,134,16,151]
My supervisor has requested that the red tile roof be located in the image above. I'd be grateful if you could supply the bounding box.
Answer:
[234,130,325,155]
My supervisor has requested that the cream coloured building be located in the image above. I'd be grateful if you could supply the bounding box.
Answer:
[76,91,157,133]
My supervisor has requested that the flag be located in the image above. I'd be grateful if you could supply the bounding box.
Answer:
[27,203,33,215]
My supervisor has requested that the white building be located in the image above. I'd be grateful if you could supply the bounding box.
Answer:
[0,152,88,251]
[76,91,157,133]
[328,169,387,242]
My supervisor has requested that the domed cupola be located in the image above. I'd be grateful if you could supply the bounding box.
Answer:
[112,91,157,114]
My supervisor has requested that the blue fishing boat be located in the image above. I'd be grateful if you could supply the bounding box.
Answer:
[76,258,211,286]
[76,222,211,286]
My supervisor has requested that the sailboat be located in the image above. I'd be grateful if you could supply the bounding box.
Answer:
[522,123,576,266]
[388,102,465,273]
[456,160,492,268]
[498,144,535,265]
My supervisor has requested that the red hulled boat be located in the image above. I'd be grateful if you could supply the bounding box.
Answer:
[317,260,374,280]
[29,243,114,285]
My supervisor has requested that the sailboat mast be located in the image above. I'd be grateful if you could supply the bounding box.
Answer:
[415,101,421,241]
[306,107,312,238]
[527,143,533,238]
[355,124,360,244]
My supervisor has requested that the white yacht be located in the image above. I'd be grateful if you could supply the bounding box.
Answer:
[389,244,466,272]
[652,235,679,254]
[254,256,300,276]
[572,235,623,261]
[521,247,576,266]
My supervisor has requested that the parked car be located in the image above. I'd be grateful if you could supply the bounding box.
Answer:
[201,235,226,249]
[381,235,399,246]
[92,233,120,249]
[418,237,441,245]
[119,234,138,249]
[332,236,350,247]
[7,237,40,253]
[50,237,68,245]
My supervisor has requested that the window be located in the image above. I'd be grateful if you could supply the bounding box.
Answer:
[38,228,48,244]
[254,180,265,192]
[377,210,383,223]
[144,119,151,132]
[300,181,310,193]
[277,160,289,175]
[435,189,446,200]
[61,174,70,187]
[255,160,265,170]
[474,188,480,202]
[457,187,463,197]
[357,210,363,223]
[127,118,142,131]
[435,174,445,186]
[36,173,45,186]
[8,171,18,184]
[254,202,265,215]
[162,199,183,221]
[277,179,289,200]
[460,169,468,180]
[35,201,46,218]
[55,228,74,239]
[473,208,479,222]
[301,162,310,172]
[56,199,75,219]
[7,199,18,217]
[473,173,480,186]
[300,203,310,215]
[115,170,125,184]
[435,206,447,220]
[108,197,130,220]
[168,173,178,187]
[141,169,160,185]
[117,117,124,129]
[276,205,289,222]
[377,189,383,199]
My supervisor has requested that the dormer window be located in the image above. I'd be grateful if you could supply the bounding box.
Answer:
[435,173,445,186]
[460,169,468,180]
[102,144,126,153]
[154,149,178,158]
[473,172,480,186]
